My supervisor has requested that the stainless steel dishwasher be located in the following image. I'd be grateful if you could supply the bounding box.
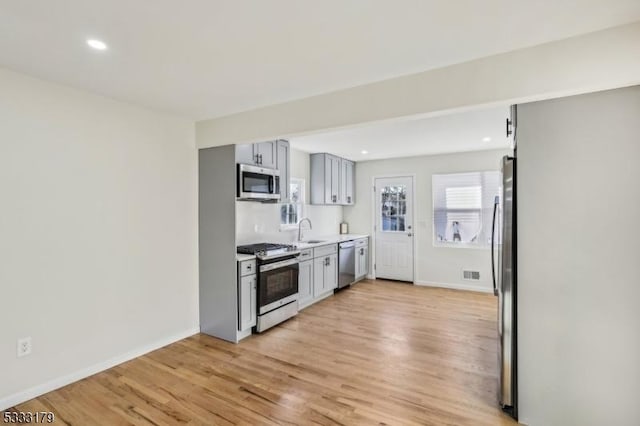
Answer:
[338,241,356,289]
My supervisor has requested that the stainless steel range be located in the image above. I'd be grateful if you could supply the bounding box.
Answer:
[237,243,300,332]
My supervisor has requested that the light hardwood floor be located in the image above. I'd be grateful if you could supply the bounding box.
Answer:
[12,280,517,425]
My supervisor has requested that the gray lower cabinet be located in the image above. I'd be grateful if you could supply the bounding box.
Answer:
[355,247,368,280]
[238,274,257,331]
[235,140,277,169]
[313,253,338,296]
[354,238,369,280]
[298,259,314,307]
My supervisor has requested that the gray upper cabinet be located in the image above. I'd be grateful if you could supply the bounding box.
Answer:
[341,159,355,205]
[235,141,277,169]
[235,139,289,201]
[255,141,277,169]
[325,154,341,204]
[235,144,255,165]
[276,140,290,201]
[310,153,355,205]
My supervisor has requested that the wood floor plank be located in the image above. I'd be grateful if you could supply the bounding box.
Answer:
[12,280,517,425]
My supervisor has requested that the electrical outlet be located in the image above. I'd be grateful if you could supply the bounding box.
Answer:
[17,337,32,358]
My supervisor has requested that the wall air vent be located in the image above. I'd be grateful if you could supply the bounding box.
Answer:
[463,270,481,281]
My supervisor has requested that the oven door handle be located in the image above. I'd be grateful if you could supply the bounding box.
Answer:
[260,258,299,272]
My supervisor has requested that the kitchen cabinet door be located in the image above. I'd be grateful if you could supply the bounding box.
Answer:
[323,155,333,204]
[331,156,342,204]
[238,275,257,331]
[342,160,355,205]
[311,153,356,205]
[298,260,314,307]
[326,253,338,290]
[356,246,369,279]
[324,154,341,204]
[313,256,326,296]
[236,144,256,165]
[276,140,290,201]
[255,141,277,169]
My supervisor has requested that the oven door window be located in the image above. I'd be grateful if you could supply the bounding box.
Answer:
[243,172,273,194]
[259,264,299,309]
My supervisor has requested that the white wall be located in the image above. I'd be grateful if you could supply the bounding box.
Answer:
[197,21,640,148]
[0,68,199,409]
[517,87,640,425]
[344,149,509,292]
[236,148,343,244]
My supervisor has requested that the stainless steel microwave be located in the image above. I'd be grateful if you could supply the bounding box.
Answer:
[237,163,280,200]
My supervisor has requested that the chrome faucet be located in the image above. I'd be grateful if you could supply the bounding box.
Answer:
[297,218,312,242]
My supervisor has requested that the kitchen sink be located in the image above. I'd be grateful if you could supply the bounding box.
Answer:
[301,240,325,244]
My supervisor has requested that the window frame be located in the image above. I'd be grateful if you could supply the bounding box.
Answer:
[279,178,306,230]
[432,171,500,250]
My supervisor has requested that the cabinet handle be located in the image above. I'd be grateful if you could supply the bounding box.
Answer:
[325,257,330,266]
[347,196,351,203]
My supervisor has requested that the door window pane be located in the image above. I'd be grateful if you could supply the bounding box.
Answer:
[380,185,407,232]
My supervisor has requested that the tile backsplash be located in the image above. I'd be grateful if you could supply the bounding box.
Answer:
[236,201,344,245]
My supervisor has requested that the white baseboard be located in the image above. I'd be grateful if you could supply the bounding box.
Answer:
[0,326,200,411]
[237,328,252,341]
[415,280,493,293]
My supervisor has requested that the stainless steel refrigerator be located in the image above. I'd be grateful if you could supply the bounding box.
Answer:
[492,155,517,420]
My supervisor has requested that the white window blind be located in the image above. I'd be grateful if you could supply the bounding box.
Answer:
[432,171,500,247]
[280,178,305,227]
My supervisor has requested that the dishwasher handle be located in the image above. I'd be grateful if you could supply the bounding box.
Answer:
[339,241,356,249]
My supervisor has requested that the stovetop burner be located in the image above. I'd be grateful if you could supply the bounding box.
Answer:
[237,243,293,254]
[237,242,299,260]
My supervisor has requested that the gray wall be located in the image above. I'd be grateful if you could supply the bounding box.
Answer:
[517,86,640,425]
[199,145,238,342]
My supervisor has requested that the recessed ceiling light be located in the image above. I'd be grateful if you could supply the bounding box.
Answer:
[361,150,369,154]
[86,39,108,50]
[482,137,492,142]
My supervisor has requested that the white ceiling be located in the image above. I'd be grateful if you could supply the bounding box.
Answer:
[290,106,511,161]
[1,1,640,119]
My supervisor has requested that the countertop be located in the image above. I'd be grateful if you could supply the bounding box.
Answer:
[236,253,257,262]
[292,234,369,249]
[235,234,369,261]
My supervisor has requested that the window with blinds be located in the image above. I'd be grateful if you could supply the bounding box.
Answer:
[432,171,500,248]
[280,178,305,227]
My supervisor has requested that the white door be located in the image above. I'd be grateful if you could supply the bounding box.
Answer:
[374,176,414,282]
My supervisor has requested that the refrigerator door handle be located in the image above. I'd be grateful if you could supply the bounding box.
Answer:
[491,195,499,296]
